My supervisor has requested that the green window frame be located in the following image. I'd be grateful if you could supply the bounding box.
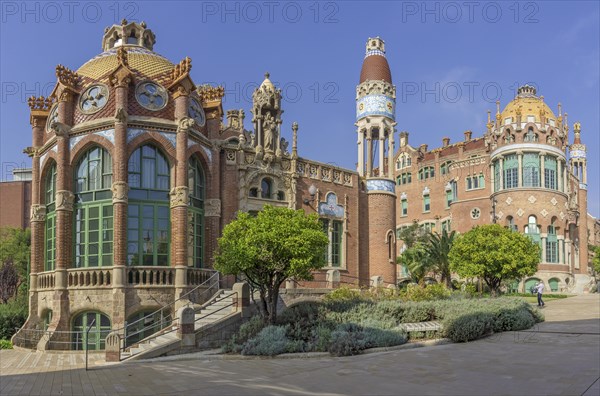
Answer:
[441,219,451,232]
[127,203,170,266]
[504,154,518,189]
[320,218,343,267]
[401,199,408,216]
[72,311,111,351]
[75,147,112,194]
[545,156,557,190]
[445,189,453,208]
[45,212,56,271]
[418,166,434,181]
[546,225,558,263]
[128,145,170,199]
[45,162,57,271]
[74,203,113,268]
[423,194,430,212]
[523,153,540,187]
[397,172,412,185]
[440,161,452,175]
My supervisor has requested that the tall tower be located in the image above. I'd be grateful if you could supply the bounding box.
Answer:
[356,37,397,285]
[569,122,589,276]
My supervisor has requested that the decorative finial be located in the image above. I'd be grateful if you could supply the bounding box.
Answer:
[140,21,147,28]
[574,121,581,132]
[487,110,491,123]
[558,102,562,116]
[121,18,128,26]
[292,122,298,159]
[264,72,270,79]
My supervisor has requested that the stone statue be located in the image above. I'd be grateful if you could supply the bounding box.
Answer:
[263,113,276,151]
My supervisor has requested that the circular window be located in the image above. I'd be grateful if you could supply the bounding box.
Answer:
[188,96,205,127]
[79,84,109,114]
[471,207,481,219]
[135,81,168,111]
[45,104,59,132]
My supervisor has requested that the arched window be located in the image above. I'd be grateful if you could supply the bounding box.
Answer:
[440,160,452,175]
[523,153,540,187]
[45,162,57,271]
[188,157,205,268]
[418,166,435,181]
[525,215,541,256]
[261,178,272,199]
[524,128,538,142]
[74,147,113,268]
[72,311,111,351]
[127,145,170,266]
[506,216,517,231]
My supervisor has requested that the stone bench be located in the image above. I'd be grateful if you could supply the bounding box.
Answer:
[397,321,442,333]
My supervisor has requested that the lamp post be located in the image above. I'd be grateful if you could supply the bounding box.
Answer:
[303,184,317,205]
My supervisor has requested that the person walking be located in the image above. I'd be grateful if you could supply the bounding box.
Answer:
[535,280,545,307]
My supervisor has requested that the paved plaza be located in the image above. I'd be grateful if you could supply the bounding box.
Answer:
[1,295,599,395]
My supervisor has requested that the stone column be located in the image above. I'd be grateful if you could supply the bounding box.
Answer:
[378,131,385,177]
[489,162,495,192]
[357,132,364,176]
[541,234,547,263]
[558,159,563,192]
[387,130,394,179]
[172,105,193,295]
[366,135,373,177]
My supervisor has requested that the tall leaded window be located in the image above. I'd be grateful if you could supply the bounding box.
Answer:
[127,145,170,266]
[321,219,342,267]
[494,161,501,192]
[503,154,518,189]
[261,178,272,199]
[545,156,557,190]
[72,311,111,351]
[74,147,113,268]
[506,216,517,232]
[546,219,558,263]
[523,153,540,187]
[188,157,205,268]
[401,199,408,216]
[423,194,431,212]
[45,163,57,271]
[525,215,541,257]
[441,219,451,232]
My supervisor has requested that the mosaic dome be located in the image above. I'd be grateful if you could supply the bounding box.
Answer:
[77,46,174,80]
[501,85,556,123]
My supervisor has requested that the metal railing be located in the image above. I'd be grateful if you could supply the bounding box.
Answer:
[120,290,238,360]
[12,327,107,351]
[117,270,220,350]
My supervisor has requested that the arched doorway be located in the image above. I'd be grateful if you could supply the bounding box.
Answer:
[72,311,111,350]
[524,278,541,294]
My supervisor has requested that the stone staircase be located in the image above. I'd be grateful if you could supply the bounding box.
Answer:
[121,290,236,361]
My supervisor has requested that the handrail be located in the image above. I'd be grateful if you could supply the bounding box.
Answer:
[121,291,238,359]
[114,270,219,334]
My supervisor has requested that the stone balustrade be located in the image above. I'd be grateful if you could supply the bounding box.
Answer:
[37,271,55,290]
[67,268,112,288]
[127,266,175,286]
[187,268,217,286]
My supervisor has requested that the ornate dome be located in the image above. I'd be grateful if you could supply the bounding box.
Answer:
[77,20,174,81]
[359,37,392,84]
[501,85,557,123]
[77,46,174,80]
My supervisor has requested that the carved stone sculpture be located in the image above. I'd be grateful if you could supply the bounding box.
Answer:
[55,190,75,211]
[111,181,129,204]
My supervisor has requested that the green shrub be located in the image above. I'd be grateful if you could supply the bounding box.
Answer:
[222,316,265,353]
[242,325,291,356]
[312,325,333,352]
[0,339,12,349]
[443,311,495,342]
[328,323,367,356]
[0,300,28,339]
[399,283,451,302]
[363,327,407,348]
[324,287,364,302]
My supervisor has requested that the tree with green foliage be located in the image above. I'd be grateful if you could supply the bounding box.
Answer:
[397,244,430,285]
[397,223,429,249]
[0,227,30,300]
[214,205,329,325]
[449,224,540,296]
[425,229,456,289]
[592,245,600,274]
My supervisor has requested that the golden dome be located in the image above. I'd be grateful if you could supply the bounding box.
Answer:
[77,46,174,80]
[500,85,556,122]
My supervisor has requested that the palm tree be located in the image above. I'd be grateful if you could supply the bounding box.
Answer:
[425,229,456,289]
[397,244,431,286]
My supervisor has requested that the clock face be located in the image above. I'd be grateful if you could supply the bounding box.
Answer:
[188,97,206,127]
